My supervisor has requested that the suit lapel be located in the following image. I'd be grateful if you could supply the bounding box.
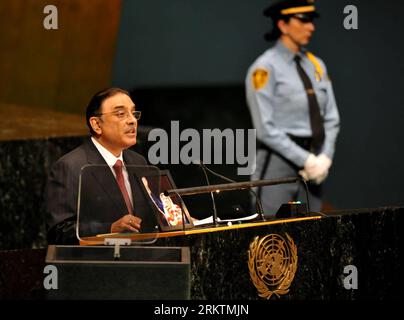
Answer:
[82,138,128,215]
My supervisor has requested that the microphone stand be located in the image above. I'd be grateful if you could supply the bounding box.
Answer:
[164,176,305,223]
[299,176,311,213]
[171,191,187,232]
[197,162,265,222]
[196,162,219,226]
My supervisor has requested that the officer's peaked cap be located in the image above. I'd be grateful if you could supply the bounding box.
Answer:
[264,0,320,20]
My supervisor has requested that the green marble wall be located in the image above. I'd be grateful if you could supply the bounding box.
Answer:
[0,137,84,250]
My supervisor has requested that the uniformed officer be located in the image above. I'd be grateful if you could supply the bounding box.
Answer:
[246,0,340,215]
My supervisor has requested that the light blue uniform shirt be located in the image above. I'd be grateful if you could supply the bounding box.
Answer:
[246,40,340,167]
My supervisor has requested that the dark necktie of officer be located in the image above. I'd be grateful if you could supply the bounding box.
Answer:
[113,159,133,214]
[294,55,325,153]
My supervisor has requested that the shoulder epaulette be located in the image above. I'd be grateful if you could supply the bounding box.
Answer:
[306,51,324,81]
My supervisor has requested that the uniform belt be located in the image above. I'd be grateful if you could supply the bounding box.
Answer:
[288,135,313,151]
[257,135,314,152]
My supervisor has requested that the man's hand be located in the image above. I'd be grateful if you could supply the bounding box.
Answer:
[111,214,142,233]
[299,154,332,185]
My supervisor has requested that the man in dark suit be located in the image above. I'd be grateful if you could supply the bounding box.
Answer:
[46,87,157,244]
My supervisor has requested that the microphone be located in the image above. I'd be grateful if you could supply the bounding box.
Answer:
[164,177,300,196]
[164,170,310,217]
[193,160,265,221]
[193,160,219,226]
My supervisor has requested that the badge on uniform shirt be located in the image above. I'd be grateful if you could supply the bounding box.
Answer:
[252,68,270,90]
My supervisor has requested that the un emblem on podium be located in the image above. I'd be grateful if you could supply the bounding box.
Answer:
[248,233,298,299]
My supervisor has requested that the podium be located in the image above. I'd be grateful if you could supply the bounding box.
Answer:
[45,245,190,299]
[0,207,402,299]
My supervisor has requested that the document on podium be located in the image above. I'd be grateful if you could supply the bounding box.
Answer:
[193,213,259,227]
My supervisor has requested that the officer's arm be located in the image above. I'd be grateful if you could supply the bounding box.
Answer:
[320,64,340,160]
[246,65,311,168]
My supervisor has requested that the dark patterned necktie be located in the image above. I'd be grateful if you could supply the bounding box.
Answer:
[294,55,325,153]
[113,160,133,214]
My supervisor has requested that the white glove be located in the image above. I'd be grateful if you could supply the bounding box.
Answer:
[299,153,322,183]
[316,154,332,173]
[303,153,322,178]
[299,169,309,181]
[303,153,317,171]
[313,169,329,185]
[312,154,332,184]
[299,154,332,185]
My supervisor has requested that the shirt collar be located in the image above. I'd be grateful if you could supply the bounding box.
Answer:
[274,40,307,63]
[91,137,123,166]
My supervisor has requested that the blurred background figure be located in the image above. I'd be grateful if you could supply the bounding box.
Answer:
[246,0,340,216]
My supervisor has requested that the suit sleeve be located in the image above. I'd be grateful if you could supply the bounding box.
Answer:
[246,64,311,167]
[45,160,78,244]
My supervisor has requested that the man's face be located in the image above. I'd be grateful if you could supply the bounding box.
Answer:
[93,93,138,154]
[281,16,315,46]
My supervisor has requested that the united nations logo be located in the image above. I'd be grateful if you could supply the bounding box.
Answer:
[248,233,298,299]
